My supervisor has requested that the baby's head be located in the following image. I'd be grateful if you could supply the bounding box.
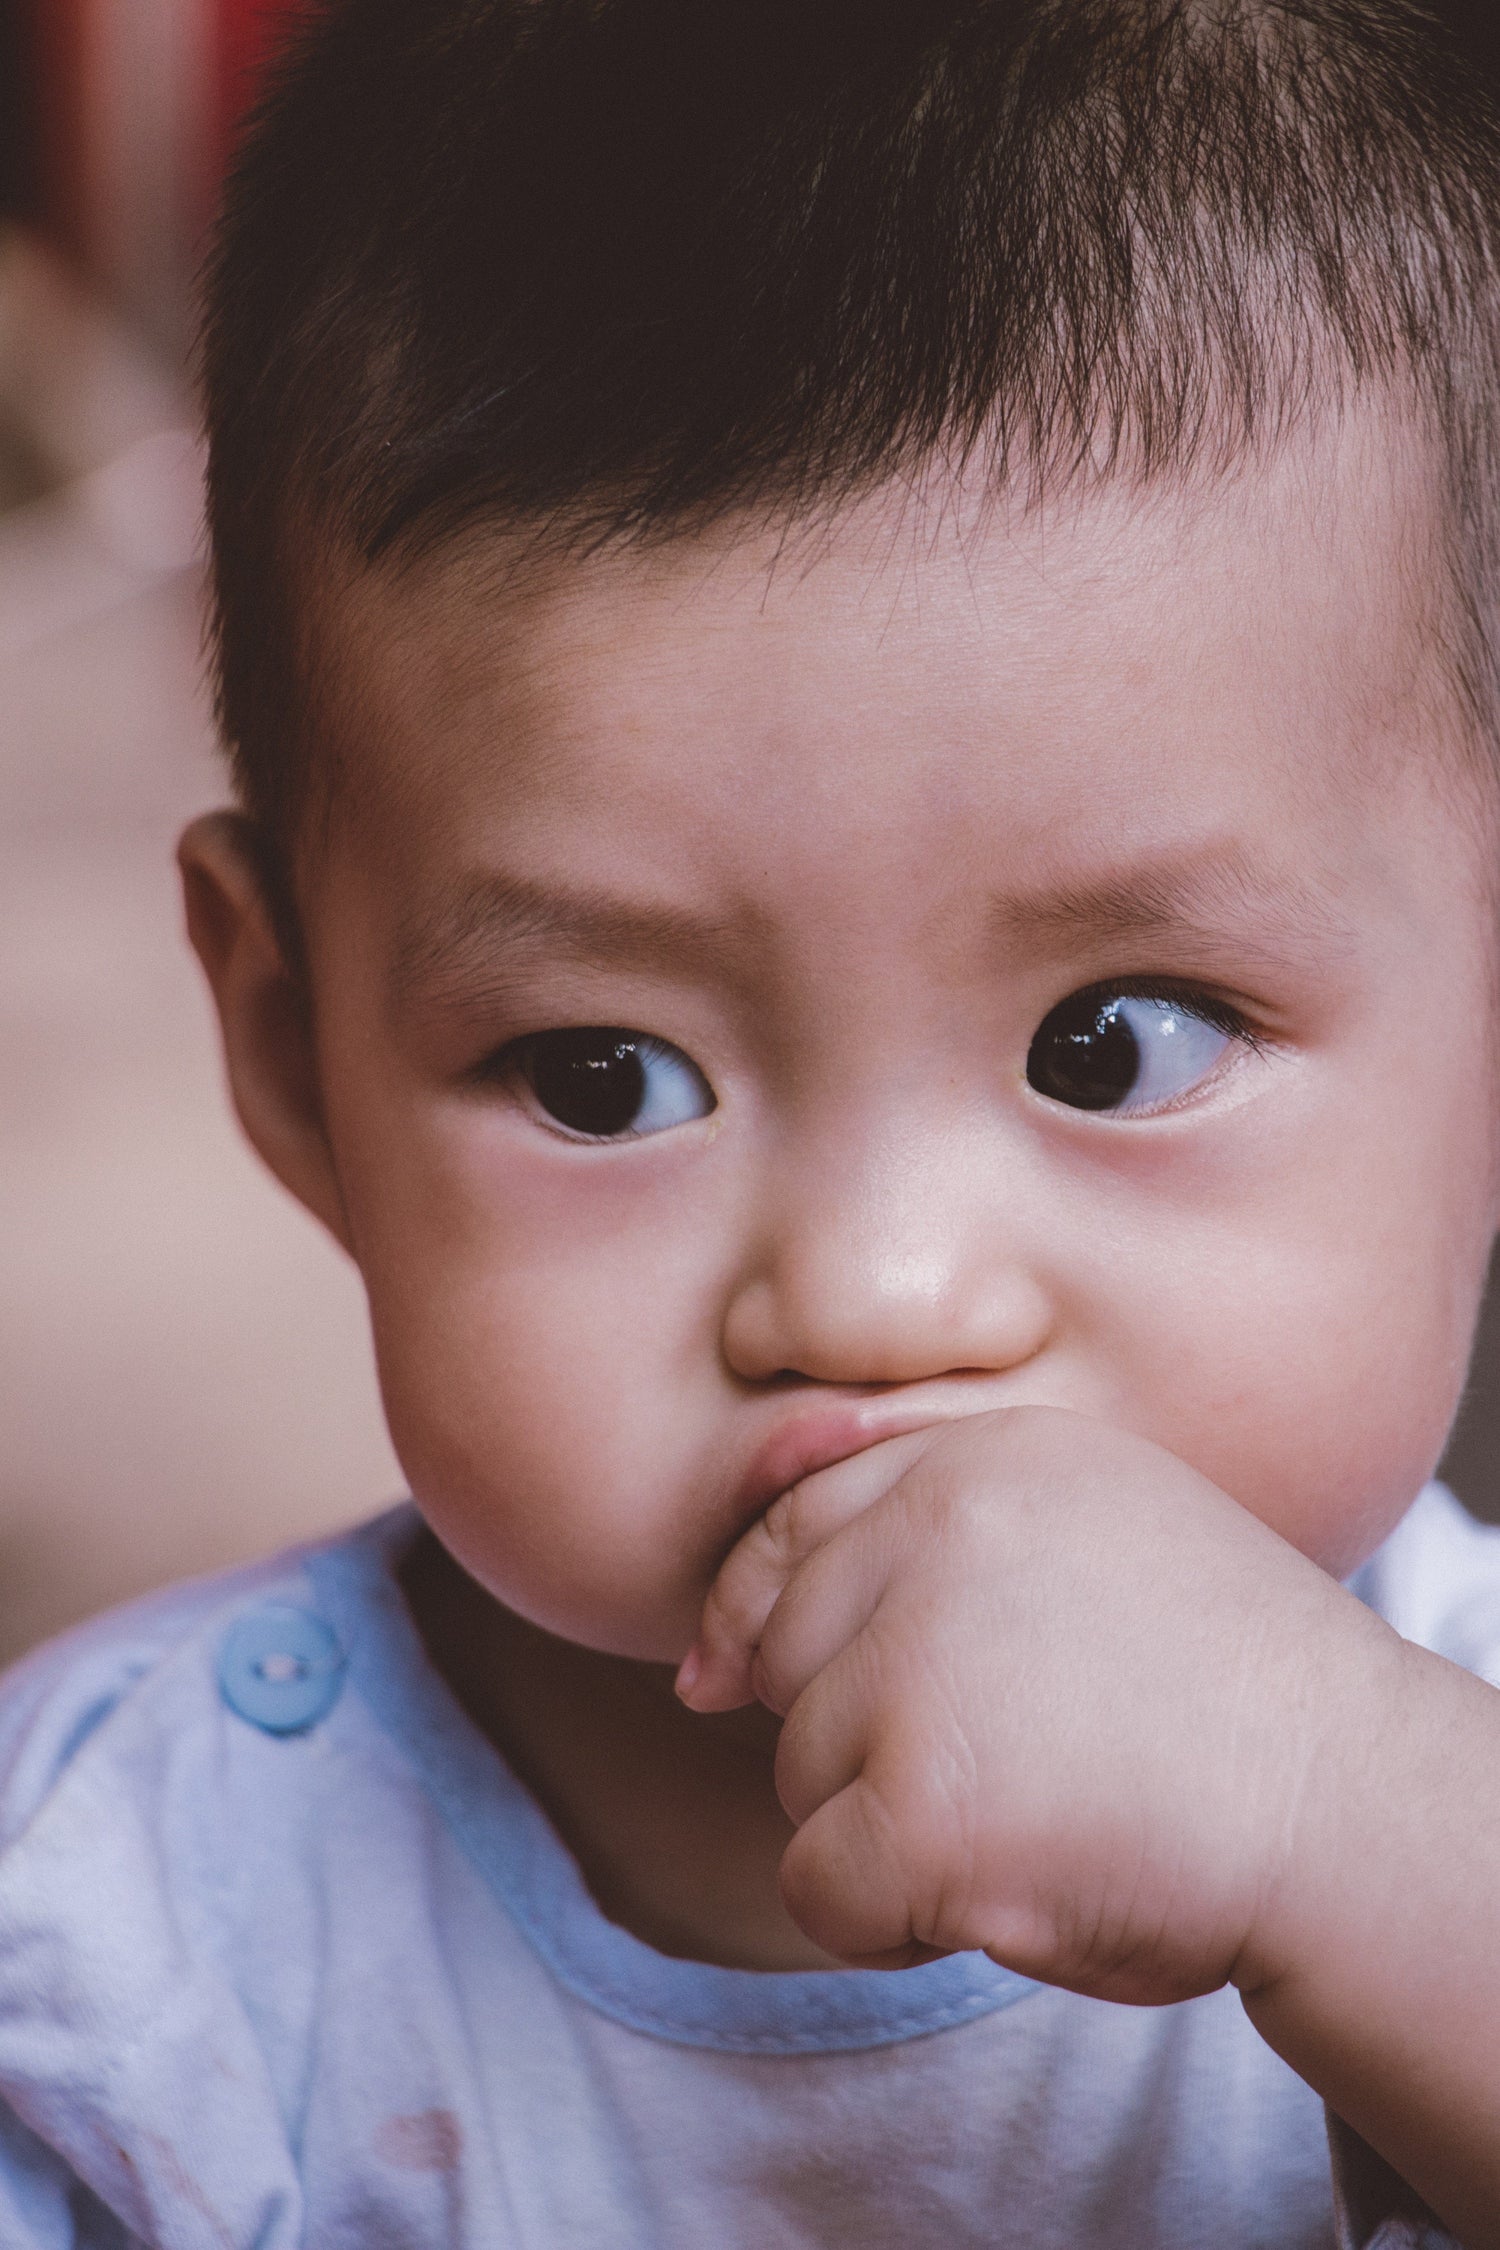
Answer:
[186,0,1500,1661]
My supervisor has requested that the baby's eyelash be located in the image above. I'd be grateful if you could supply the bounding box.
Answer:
[1078,978,1266,1050]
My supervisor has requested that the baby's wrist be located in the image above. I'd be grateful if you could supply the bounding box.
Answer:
[1230,1606,1420,2008]
[1231,1625,1500,2239]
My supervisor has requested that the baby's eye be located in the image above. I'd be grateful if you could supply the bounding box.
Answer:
[506,1026,715,1140]
[1026,989,1243,1115]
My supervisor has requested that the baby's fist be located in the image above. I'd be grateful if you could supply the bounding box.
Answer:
[683,1406,1406,2007]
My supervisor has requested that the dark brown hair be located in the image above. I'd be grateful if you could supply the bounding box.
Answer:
[202,0,1500,855]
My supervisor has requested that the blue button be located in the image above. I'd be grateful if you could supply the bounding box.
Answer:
[217,1605,346,1736]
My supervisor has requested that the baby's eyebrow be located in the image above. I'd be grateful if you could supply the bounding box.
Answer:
[388,870,749,1012]
[990,845,1356,965]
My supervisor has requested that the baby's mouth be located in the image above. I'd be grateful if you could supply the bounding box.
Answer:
[737,1384,1009,1524]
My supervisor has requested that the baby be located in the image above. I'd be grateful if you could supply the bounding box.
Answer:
[3,0,1500,2242]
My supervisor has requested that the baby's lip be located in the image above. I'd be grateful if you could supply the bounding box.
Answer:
[738,1389,997,1522]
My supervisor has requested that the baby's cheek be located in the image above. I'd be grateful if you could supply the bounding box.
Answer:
[361,1253,722,1659]
[1164,1322,1462,1580]
[1103,1235,1473,1580]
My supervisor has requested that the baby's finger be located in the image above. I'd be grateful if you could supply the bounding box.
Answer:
[679,1429,930,1711]
[752,1508,898,1721]
[779,1772,945,1970]
[771,1628,880,1823]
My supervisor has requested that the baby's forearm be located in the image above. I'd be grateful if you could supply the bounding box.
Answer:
[1237,1637,1500,2249]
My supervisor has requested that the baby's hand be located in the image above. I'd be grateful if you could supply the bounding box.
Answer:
[678,1406,1402,2006]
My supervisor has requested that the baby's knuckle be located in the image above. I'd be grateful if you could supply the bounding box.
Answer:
[762,1482,810,1567]
[896,1457,986,1556]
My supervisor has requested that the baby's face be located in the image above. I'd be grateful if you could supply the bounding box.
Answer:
[283,414,1500,1660]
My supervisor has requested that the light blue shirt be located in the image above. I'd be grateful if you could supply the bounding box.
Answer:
[0,1488,1481,2248]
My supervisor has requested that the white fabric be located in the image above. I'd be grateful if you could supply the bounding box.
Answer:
[0,1485,1486,2249]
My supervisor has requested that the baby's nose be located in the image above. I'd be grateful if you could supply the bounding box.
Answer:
[720,1159,1053,1388]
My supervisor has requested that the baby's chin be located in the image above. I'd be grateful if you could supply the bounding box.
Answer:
[405,1510,712,1685]
[451,1540,713,1668]
[523,1610,703,1670]
[550,1588,712,1670]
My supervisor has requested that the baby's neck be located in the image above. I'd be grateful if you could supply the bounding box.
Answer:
[401,1529,843,1972]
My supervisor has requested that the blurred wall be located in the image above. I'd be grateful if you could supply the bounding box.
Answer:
[17,0,298,348]
[0,0,398,1665]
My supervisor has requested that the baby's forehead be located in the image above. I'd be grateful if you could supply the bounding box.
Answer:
[291,458,1497,1058]
[323,412,1472,830]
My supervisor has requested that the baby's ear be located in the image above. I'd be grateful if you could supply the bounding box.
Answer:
[177,812,355,1256]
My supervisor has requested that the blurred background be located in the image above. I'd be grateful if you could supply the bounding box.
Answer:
[0,0,1496,1668]
[0,0,398,1665]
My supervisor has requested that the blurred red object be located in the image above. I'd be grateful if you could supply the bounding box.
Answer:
[216,0,299,166]
[23,0,298,349]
